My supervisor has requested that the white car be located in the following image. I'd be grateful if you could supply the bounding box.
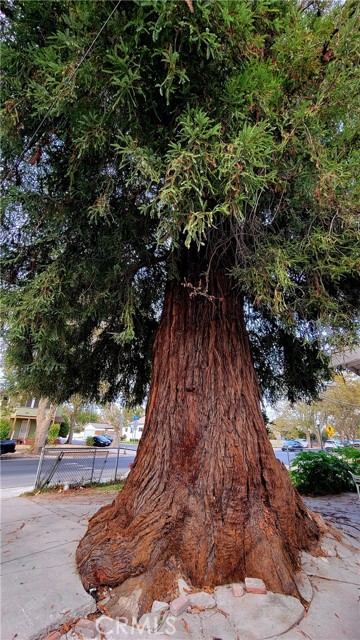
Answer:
[324,440,343,450]
[297,439,308,448]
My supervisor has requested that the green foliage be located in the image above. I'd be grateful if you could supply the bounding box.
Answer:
[336,446,360,474]
[1,0,359,405]
[290,451,355,495]
[47,424,60,444]
[85,436,94,447]
[339,446,360,462]
[77,410,99,425]
[58,417,70,438]
[0,418,11,440]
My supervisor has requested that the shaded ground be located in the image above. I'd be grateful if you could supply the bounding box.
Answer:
[1,489,359,640]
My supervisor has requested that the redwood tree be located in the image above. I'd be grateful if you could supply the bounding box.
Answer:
[1,0,359,606]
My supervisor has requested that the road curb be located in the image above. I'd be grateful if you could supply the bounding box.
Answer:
[0,485,35,498]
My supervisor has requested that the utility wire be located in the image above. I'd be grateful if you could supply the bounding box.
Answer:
[321,398,360,409]
[2,0,122,184]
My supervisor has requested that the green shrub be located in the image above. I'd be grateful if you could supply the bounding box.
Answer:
[47,424,60,444]
[0,419,11,440]
[290,451,355,495]
[334,446,360,475]
[337,445,360,462]
[86,436,94,446]
[59,418,70,438]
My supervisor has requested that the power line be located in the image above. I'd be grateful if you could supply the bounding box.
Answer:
[2,0,122,184]
[321,398,360,409]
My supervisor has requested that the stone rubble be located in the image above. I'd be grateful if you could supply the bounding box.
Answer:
[232,583,245,597]
[50,526,360,640]
[151,600,169,614]
[188,591,216,609]
[244,577,267,594]
[169,594,191,617]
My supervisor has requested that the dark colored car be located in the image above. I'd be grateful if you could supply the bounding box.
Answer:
[92,435,111,447]
[103,434,113,443]
[281,440,304,452]
[0,439,17,454]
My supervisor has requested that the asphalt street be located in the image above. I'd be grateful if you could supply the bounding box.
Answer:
[0,448,308,490]
[0,450,136,489]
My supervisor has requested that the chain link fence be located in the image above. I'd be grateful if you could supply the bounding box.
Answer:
[34,446,136,490]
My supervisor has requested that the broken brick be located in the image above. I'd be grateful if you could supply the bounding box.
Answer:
[74,618,97,638]
[245,577,267,594]
[170,594,191,617]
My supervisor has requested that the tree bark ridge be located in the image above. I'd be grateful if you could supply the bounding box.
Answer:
[77,270,320,605]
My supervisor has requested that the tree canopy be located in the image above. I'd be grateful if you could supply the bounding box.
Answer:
[1,0,359,405]
[273,373,360,440]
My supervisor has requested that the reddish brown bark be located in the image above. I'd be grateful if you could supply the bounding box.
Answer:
[77,264,320,607]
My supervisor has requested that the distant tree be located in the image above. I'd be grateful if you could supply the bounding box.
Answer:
[319,374,360,441]
[273,374,360,445]
[61,394,92,444]
[2,0,359,605]
[33,397,57,454]
[102,403,123,448]
[273,401,322,446]
[58,416,70,439]
[0,418,11,441]
[76,409,99,426]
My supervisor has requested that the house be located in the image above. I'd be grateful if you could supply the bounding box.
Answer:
[10,398,63,444]
[83,422,114,438]
[331,346,360,376]
[122,416,145,441]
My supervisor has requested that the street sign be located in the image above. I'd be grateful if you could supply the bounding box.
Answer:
[325,425,335,438]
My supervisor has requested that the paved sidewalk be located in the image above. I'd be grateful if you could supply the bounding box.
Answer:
[1,490,359,640]
[1,490,111,640]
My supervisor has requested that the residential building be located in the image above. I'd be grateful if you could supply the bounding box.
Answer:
[10,398,63,444]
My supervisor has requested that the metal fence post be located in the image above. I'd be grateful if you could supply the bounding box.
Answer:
[34,446,46,490]
[286,448,290,468]
[90,447,96,484]
[114,443,120,482]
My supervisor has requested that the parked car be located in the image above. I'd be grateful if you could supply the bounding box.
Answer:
[297,439,308,448]
[103,434,113,443]
[352,440,360,449]
[281,440,304,452]
[324,440,343,450]
[92,435,111,447]
[0,439,17,454]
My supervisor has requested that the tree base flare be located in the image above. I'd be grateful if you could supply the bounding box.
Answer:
[77,274,321,613]
[76,461,321,618]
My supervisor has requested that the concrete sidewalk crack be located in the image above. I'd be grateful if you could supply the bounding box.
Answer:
[0,539,80,565]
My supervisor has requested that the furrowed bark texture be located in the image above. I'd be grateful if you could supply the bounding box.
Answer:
[77,265,320,604]
[33,397,56,454]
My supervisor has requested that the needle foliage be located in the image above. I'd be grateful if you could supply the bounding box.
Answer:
[1,0,359,403]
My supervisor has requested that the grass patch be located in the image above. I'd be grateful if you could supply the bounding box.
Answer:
[91,481,125,492]
[22,480,125,497]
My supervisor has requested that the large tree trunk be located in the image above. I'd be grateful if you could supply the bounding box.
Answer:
[77,259,321,610]
[66,413,76,444]
[33,397,56,454]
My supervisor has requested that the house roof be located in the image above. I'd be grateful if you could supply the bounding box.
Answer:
[83,422,113,430]
[331,346,360,376]
[11,406,63,419]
